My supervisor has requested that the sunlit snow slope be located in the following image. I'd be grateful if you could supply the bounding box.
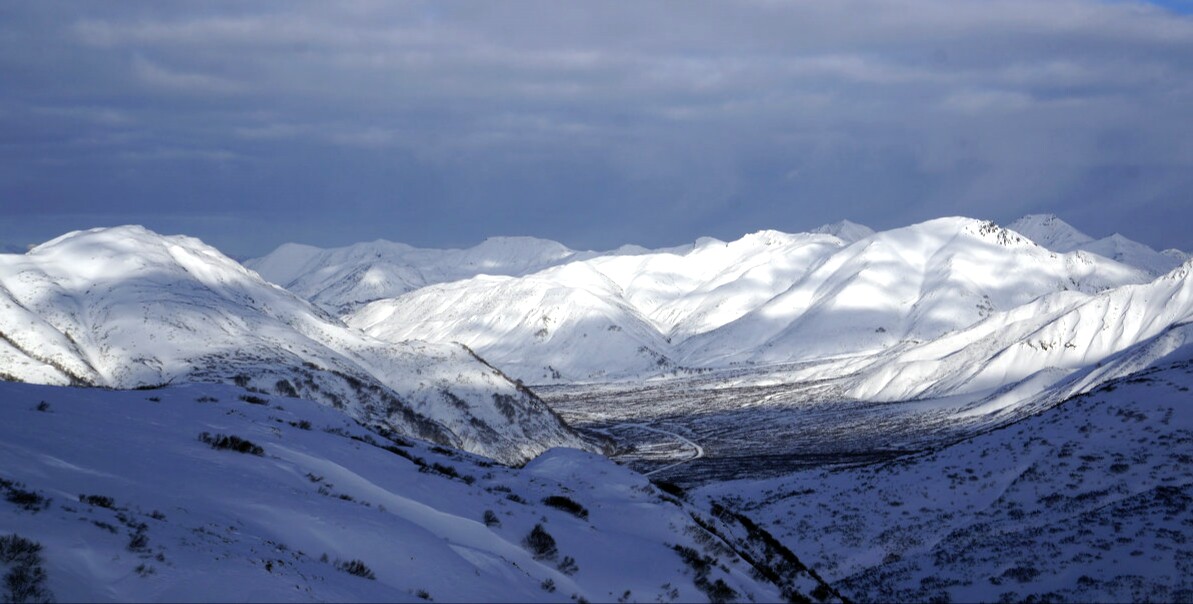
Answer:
[0,226,590,465]
[246,237,599,315]
[844,259,1193,404]
[349,218,1153,382]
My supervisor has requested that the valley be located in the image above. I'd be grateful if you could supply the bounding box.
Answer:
[538,364,945,484]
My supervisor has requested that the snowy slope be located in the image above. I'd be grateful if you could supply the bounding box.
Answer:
[845,258,1193,404]
[582,230,847,341]
[0,381,841,603]
[348,218,1151,383]
[1006,214,1095,252]
[246,237,597,315]
[1009,213,1187,275]
[678,218,1149,366]
[1079,233,1188,276]
[349,263,676,383]
[700,343,1193,602]
[350,230,851,381]
[0,226,591,465]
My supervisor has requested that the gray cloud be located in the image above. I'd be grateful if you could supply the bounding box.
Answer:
[2,0,1192,256]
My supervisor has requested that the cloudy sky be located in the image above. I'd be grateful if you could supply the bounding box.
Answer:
[2,1,1192,257]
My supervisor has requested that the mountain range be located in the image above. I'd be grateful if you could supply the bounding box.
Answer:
[327,216,1173,384]
[2,213,1190,602]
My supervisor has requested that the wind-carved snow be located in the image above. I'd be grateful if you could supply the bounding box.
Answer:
[0,226,591,465]
[1006,213,1096,252]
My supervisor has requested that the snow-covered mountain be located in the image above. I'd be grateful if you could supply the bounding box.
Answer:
[678,218,1148,366]
[0,226,591,465]
[844,258,1193,405]
[246,237,599,315]
[1079,233,1189,276]
[349,229,858,381]
[349,218,1151,382]
[3,217,1189,602]
[349,263,678,383]
[0,381,841,603]
[1005,213,1095,252]
[1009,213,1188,275]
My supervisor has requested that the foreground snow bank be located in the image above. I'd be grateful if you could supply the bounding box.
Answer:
[0,381,839,603]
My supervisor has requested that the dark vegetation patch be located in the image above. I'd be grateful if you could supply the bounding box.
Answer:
[198,432,264,455]
[524,524,558,560]
[0,534,53,603]
[652,479,686,499]
[0,478,49,513]
[334,558,376,580]
[543,495,589,520]
[78,494,115,509]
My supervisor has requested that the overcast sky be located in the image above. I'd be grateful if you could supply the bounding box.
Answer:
[2,1,1192,257]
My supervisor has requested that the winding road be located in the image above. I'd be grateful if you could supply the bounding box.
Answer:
[626,423,705,476]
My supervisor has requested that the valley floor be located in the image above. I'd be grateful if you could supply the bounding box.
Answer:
[539,360,1029,485]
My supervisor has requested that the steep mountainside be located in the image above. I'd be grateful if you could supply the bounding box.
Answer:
[845,258,1193,404]
[350,229,855,381]
[0,381,842,603]
[349,263,676,383]
[348,217,1150,383]
[678,218,1148,366]
[246,237,597,315]
[582,230,848,342]
[1006,214,1095,252]
[0,226,590,465]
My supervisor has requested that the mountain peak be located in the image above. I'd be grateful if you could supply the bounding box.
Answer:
[477,235,567,246]
[30,224,161,252]
[739,229,800,246]
[1007,214,1094,252]
[811,219,876,243]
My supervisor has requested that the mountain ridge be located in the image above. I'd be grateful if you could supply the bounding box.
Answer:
[347,217,1158,383]
[1008,213,1188,275]
[0,225,592,465]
